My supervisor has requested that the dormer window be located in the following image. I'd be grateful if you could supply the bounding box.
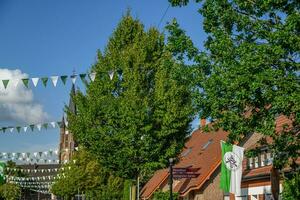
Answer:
[247,151,273,169]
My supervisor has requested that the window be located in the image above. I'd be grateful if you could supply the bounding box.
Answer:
[202,139,213,150]
[265,152,273,165]
[260,153,266,167]
[248,157,254,169]
[254,157,259,168]
[181,147,192,157]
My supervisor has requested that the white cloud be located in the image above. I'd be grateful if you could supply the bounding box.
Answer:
[0,68,49,124]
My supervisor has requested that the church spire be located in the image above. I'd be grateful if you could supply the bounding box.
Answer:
[68,83,77,114]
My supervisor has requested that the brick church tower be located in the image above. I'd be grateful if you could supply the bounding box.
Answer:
[59,84,78,163]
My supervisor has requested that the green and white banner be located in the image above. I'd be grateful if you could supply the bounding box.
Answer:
[220,141,244,196]
[0,162,6,184]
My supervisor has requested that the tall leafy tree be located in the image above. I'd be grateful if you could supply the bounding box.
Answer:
[51,149,123,200]
[68,13,194,186]
[168,0,299,199]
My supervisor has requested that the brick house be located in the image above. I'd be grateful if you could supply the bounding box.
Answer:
[140,116,296,200]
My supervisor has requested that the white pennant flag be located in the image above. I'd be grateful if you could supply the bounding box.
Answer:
[50,122,56,128]
[89,72,96,82]
[13,79,19,87]
[9,127,14,133]
[109,70,114,80]
[71,75,77,84]
[31,78,39,87]
[50,76,59,87]
[37,124,42,131]
[23,126,28,132]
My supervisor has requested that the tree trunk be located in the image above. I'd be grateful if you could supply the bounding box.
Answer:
[271,167,280,200]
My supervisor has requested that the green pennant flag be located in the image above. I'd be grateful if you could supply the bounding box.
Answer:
[16,126,21,133]
[41,77,48,87]
[22,79,29,88]
[60,76,68,85]
[2,127,7,133]
[2,80,9,89]
[0,162,5,184]
[79,74,86,82]
[30,125,35,131]
[43,123,48,129]
[57,121,62,128]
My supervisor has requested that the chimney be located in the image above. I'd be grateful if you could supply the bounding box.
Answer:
[200,118,206,127]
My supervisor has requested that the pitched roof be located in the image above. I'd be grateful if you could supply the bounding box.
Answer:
[140,128,228,199]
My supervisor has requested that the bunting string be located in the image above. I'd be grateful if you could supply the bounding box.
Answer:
[0,121,65,134]
[6,174,61,181]
[6,166,71,174]
[0,70,115,90]
[0,72,98,89]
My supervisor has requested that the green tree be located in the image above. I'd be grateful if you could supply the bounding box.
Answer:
[0,183,21,200]
[153,191,179,200]
[282,172,300,200]
[67,13,194,186]
[169,0,299,199]
[51,149,123,200]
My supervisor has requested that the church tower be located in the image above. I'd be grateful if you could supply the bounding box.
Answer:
[59,84,78,163]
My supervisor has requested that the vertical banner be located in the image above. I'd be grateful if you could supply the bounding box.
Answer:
[220,141,244,196]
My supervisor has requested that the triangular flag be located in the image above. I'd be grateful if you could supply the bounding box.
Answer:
[89,72,96,82]
[37,124,42,131]
[16,126,21,133]
[70,75,77,84]
[23,126,28,132]
[79,74,86,82]
[1,127,6,133]
[22,79,29,88]
[30,125,35,131]
[60,76,68,85]
[2,80,9,89]
[50,76,59,87]
[43,123,48,129]
[9,127,14,133]
[57,121,62,128]
[41,77,48,87]
[13,79,19,87]
[50,122,56,128]
[31,78,39,87]
[109,70,114,80]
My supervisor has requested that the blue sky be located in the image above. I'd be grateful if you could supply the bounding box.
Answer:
[0,0,206,155]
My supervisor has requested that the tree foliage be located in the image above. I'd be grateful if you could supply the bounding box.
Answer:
[67,13,194,181]
[51,149,123,200]
[282,172,300,200]
[0,183,21,200]
[169,0,300,170]
[152,190,179,200]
